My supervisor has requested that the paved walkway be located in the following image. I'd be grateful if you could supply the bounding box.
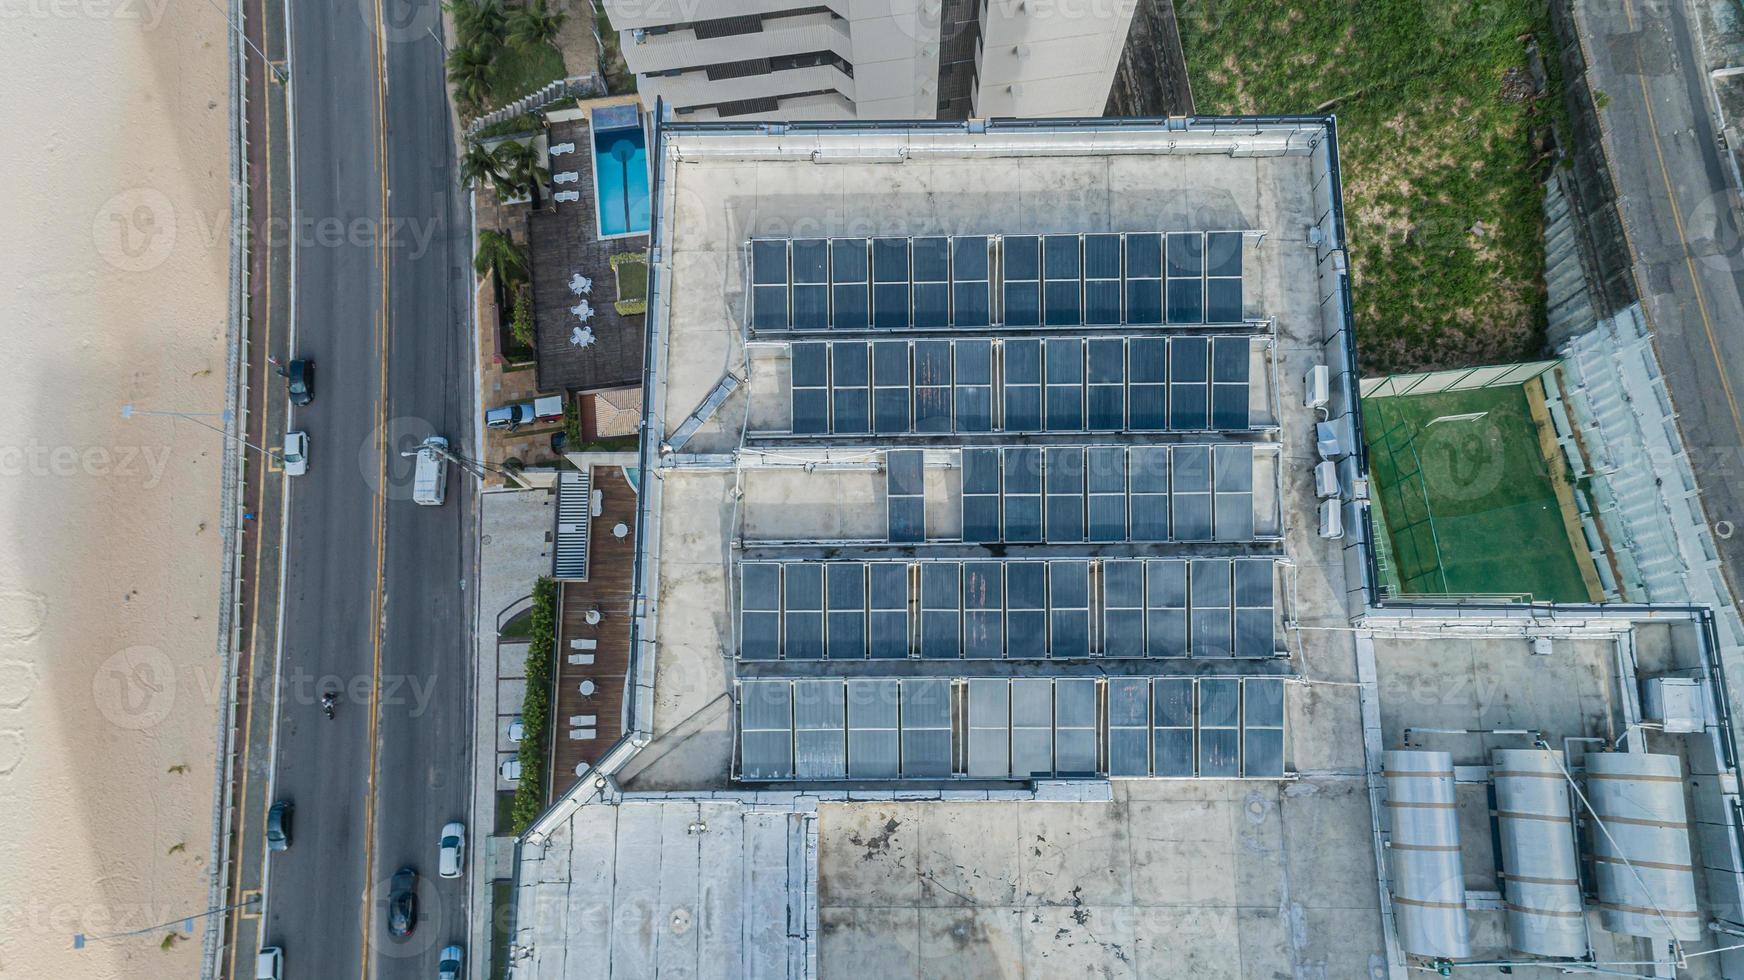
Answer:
[1576,0,1744,615]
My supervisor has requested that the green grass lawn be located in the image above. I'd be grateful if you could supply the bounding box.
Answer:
[1180,0,1557,372]
[489,40,565,109]
[1363,384,1588,601]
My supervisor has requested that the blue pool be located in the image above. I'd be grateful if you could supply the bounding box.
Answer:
[591,120,650,238]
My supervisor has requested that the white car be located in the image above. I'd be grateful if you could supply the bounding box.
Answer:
[438,944,464,980]
[499,758,522,783]
[256,946,282,980]
[437,822,466,879]
[507,717,525,743]
[282,431,308,476]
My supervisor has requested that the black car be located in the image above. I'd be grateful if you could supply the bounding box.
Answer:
[387,868,418,938]
[286,358,313,406]
[266,800,292,852]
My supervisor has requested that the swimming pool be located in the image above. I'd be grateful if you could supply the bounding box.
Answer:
[591,118,650,239]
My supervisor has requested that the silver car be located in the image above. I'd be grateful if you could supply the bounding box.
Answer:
[282,431,308,476]
[437,944,463,980]
[437,822,465,879]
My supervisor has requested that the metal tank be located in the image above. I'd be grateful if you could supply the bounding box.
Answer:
[1491,748,1587,957]
[1383,749,1472,959]
[1586,751,1703,941]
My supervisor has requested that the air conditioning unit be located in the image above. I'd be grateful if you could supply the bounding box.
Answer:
[1314,460,1340,499]
[1642,676,1704,734]
[1315,420,1343,460]
[1304,364,1330,411]
[1318,499,1344,539]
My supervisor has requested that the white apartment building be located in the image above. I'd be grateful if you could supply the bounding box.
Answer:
[600,0,1139,120]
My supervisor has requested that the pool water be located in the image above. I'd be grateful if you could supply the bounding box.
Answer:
[592,123,650,238]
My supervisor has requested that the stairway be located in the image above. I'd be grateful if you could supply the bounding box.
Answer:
[555,468,591,580]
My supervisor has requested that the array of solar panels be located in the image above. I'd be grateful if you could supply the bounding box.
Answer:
[737,676,1285,780]
[739,558,1275,661]
[750,232,1246,331]
[933,444,1257,543]
[787,335,1254,435]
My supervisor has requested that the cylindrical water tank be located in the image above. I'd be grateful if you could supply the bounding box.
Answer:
[1586,752,1702,942]
[1384,749,1471,959]
[1492,749,1587,958]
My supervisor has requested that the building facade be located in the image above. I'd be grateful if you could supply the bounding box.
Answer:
[600,0,1139,121]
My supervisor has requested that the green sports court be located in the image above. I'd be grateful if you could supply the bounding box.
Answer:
[1362,379,1595,602]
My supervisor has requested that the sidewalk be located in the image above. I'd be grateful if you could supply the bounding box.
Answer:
[214,0,293,972]
[467,488,558,976]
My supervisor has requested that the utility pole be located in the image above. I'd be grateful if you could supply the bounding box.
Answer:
[121,405,281,463]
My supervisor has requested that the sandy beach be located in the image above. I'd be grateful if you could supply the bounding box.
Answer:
[0,0,233,976]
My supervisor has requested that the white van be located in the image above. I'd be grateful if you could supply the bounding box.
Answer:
[413,436,449,506]
[256,946,282,980]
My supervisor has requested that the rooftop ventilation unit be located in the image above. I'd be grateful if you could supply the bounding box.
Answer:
[1642,676,1704,734]
[1315,420,1342,460]
[1317,499,1343,540]
[1303,364,1329,412]
[1587,752,1702,941]
[1491,749,1587,958]
[1383,750,1471,959]
[1313,460,1339,499]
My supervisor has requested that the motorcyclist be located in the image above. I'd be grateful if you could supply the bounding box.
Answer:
[321,690,336,718]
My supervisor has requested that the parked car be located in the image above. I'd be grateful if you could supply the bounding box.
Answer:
[255,946,282,980]
[485,402,536,430]
[486,395,564,430]
[499,758,522,783]
[388,868,418,938]
[438,944,464,980]
[285,358,313,406]
[437,822,466,879]
[266,800,292,852]
[507,717,525,743]
[282,431,308,476]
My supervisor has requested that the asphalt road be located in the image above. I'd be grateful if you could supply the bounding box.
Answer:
[255,0,475,974]
[1578,0,1744,601]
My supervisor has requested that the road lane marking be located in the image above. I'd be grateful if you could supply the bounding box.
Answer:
[359,0,392,972]
[1621,0,1744,451]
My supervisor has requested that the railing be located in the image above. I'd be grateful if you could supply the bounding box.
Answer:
[465,72,607,140]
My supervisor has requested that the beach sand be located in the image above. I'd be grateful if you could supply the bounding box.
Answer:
[0,0,233,976]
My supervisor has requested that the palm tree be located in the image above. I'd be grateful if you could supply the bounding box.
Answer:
[474,230,528,291]
[459,141,506,190]
[508,1,565,48]
[445,41,496,116]
[493,138,550,207]
[445,0,505,45]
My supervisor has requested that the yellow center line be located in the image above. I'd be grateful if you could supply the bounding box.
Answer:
[1621,0,1744,450]
[358,0,392,972]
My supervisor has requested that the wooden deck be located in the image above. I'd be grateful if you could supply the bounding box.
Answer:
[550,464,637,794]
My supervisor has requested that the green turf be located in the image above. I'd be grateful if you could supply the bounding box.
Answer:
[1362,384,1588,602]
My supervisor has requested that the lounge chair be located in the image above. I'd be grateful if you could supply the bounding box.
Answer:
[567,653,594,666]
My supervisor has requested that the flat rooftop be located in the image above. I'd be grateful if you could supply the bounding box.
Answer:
[508,116,1383,979]
[626,118,1363,793]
